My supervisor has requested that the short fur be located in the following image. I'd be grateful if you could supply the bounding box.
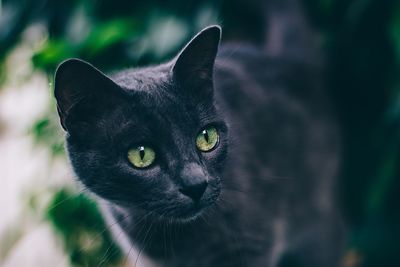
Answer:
[54,3,344,266]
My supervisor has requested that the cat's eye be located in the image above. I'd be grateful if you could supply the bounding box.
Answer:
[127,146,156,168]
[196,126,219,152]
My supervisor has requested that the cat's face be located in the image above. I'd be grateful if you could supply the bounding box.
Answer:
[54,26,227,221]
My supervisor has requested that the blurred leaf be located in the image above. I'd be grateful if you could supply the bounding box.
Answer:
[391,2,400,62]
[367,148,398,214]
[32,40,76,72]
[350,218,400,267]
[30,114,65,156]
[46,189,122,267]
[81,19,136,56]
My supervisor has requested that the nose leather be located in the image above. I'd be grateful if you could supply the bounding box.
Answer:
[179,163,208,201]
[180,181,208,201]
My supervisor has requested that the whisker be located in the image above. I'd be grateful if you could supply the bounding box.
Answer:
[74,211,131,259]
[122,243,134,267]
[134,216,156,267]
[97,221,126,267]
[46,188,86,213]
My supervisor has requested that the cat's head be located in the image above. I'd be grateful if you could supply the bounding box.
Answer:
[54,26,227,221]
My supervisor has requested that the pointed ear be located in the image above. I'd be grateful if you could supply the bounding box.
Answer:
[172,25,221,86]
[54,58,120,131]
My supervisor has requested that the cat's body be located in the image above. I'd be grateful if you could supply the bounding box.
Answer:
[98,44,343,267]
[54,2,345,266]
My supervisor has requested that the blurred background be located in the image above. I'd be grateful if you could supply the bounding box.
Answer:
[0,0,399,266]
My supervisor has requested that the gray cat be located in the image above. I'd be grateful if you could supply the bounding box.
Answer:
[54,1,345,266]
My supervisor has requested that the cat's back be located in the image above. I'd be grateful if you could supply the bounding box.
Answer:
[214,43,328,118]
[214,42,341,214]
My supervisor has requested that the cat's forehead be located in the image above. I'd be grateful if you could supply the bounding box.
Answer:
[111,65,212,111]
[107,63,217,131]
[111,64,171,92]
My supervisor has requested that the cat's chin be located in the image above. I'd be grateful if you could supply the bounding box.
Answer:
[169,193,221,223]
[154,198,217,223]
[170,203,207,223]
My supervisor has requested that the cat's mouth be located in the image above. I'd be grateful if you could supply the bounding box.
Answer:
[156,193,220,222]
[176,188,221,222]
[123,187,221,223]
[171,205,203,222]
[176,201,212,221]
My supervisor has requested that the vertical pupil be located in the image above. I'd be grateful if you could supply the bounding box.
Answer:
[203,129,209,143]
[139,146,145,160]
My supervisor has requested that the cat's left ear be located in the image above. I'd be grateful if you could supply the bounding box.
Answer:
[172,25,221,91]
[54,59,121,131]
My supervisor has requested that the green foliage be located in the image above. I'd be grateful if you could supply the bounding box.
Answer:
[46,189,122,267]
[391,3,400,62]
[82,19,136,56]
[31,115,65,156]
[32,40,75,73]
[32,18,138,72]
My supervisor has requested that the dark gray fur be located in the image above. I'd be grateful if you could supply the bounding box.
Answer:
[54,2,345,266]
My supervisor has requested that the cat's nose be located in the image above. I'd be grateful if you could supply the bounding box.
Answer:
[179,180,208,201]
[179,163,209,201]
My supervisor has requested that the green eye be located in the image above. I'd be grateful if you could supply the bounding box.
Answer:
[196,126,219,152]
[127,146,156,168]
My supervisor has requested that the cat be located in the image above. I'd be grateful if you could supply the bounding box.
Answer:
[54,2,345,267]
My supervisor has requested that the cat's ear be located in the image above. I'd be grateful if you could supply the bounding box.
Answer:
[54,58,120,131]
[172,25,221,90]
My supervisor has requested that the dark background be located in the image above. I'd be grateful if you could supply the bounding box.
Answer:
[0,0,399,266]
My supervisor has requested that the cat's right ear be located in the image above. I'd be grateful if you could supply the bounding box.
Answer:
[172,25,221,99]
[54,59,120,131]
